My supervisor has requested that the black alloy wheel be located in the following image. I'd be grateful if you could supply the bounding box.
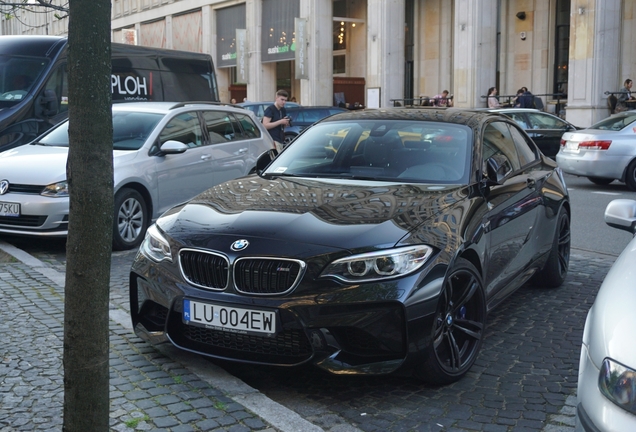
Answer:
[417,258,486,384]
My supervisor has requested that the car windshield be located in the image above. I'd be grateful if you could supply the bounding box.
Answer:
[38,111,164,150]
[264,120,472,184]
[590,113,636,131]
[0,54,50,105]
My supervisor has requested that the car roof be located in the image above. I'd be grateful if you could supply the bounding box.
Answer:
[238,101,301,108]
[112,101,252,115]
[286,106,346,110]
[320,107,505,126]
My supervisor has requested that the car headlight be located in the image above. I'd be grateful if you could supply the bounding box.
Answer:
[41,181,68,197]
[320,245,434,283]
[140,224,172,262]
[599,357,636,415]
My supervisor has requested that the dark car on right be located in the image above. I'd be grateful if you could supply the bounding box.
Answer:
[485,108,579,158]
[284,106,348,144]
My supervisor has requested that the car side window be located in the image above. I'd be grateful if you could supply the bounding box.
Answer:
[303,109,326,123]
[234,113,261,139]
[505,112,530,129]
[159,112,203,148]
[507,124,539,166]
[526,112,567,129]
[482,122,521,177]
[289,110,303,122]
[202,111,236,143]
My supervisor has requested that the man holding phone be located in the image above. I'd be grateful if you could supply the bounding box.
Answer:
[263,89,291,147]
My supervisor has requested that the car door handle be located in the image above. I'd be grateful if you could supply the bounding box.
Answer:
[526,178,536,189]
[529,133,544,138]
[238,148,248,154]
[201,154,212,160]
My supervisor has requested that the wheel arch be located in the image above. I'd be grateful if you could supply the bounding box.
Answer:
[457,248,483,280]
[115,182,153,225]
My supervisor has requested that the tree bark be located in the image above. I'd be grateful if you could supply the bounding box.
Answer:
[63,1,113,431]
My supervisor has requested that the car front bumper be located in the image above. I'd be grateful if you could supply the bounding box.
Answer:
[576,343,636,431]
[129,250,444,376]
[0,193,68,236]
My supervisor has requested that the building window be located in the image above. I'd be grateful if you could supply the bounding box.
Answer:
[333,54,345,74]
[554,0,570,97]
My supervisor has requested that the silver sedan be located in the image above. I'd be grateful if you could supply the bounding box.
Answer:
[576,199,636,431]
[557,111,636,189]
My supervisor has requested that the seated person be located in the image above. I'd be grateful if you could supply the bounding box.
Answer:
[433,90,453,107]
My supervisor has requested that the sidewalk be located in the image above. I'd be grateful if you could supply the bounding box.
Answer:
[0,241,328,432]
[1,239,601,432]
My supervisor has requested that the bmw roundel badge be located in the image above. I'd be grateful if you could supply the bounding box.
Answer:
[231,239,249,251]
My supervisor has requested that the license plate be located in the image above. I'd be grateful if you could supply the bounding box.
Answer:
[0,202,19,217]
[565,141,578,150]
[183,299,277,336]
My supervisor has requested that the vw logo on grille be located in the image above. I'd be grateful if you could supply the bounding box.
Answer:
[0,180,9,195]
[231,239,249,251]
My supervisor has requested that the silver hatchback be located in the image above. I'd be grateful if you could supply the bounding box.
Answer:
[0,102,276,249]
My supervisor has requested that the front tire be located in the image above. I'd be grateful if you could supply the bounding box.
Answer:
[112,188,148,251]
[531,206,570,288]
[416,258,486,385]
[626,160,636,191]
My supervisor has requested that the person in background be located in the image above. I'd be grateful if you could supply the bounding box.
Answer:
[230,98,237,104]
[487,87,501,108]
[262,89,290,147]
[616,78,635,112]
[433,90,453,107]
[517,87,534,108]
[290,96,297,102]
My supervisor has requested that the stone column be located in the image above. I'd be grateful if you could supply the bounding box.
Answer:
[299,0,333,106]
[566,0,621,127]
[366,0,405,107]
[452,0,498,108]
[245,0,277,102]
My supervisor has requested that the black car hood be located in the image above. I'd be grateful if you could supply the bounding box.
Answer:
[159,176,469,251]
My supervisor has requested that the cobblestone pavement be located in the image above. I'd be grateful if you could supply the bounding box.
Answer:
[0,236,613,431]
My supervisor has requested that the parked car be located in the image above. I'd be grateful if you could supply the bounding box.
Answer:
[557,111,636,189]
[0,35,221,151]
[129,108,571,383]
[576,199,636,431]
[284,106,348,144]
[0,101,276,250]
[485,108,579,158]
[236,100,301,120]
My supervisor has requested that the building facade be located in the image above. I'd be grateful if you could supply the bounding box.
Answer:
[2,0,634,127]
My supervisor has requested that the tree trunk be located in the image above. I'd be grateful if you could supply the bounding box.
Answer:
[63,1,113,431]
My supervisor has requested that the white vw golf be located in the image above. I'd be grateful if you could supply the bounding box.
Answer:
[0,102,275,249]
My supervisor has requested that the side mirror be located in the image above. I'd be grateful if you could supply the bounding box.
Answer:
[255,148,278,174]
[159,140,188,154]
[605,199,636,234]
[484,155,511,185]
[35,89,59,118]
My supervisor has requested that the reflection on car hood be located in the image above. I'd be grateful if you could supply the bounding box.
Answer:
[587,235,636,368]
[160,176,468,250]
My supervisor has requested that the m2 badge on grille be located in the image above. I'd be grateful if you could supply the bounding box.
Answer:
[183,299,277,336]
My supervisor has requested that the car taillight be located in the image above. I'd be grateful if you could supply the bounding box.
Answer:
[560,139,566,147]
[578,140,611,150]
